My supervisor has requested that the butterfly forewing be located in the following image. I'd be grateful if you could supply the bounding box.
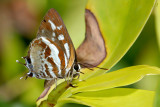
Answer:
[29,8,76,79]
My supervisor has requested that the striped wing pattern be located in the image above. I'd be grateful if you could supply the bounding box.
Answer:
[29,8,75,79]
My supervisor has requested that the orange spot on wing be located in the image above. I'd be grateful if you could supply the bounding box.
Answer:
[45,46,51,58]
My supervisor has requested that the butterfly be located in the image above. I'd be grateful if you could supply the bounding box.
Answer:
[17,8,106,88]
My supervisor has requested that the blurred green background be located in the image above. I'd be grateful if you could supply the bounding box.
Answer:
[0,0,159,107]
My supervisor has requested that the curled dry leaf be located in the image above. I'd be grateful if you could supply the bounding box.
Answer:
[76,9,106,68]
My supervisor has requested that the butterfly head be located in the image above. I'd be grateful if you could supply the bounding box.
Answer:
[23,56,34,76]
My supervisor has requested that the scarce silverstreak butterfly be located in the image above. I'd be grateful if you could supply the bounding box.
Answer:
[17,8,107,88]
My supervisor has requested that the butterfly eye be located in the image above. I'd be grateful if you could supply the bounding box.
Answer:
[74,64,79,71]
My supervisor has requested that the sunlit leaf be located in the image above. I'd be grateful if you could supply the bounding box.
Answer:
[57,88,155,107]
[72,65,160,93]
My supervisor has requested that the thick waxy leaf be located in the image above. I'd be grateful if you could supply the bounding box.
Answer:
[71,65,160,93]
[56,88,155,107]
[76,9,106,68]
[80,0,156,80]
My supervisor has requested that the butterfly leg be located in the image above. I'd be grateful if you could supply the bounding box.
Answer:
[69,83,77,88]
[67,70,72,83]
[70,71,74,82]
[64,71,70,84]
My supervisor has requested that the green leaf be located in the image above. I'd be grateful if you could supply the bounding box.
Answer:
[81,0,156,79]
[57,88,155,107]
[72,65,160,93]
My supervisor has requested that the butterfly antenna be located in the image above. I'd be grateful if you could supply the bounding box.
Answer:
[16,59,29,80]
[16,60,26,66]
[77,63,92,70]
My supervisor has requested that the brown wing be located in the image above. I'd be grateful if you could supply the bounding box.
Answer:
[37,8,76,76]
[76,9,107,68]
